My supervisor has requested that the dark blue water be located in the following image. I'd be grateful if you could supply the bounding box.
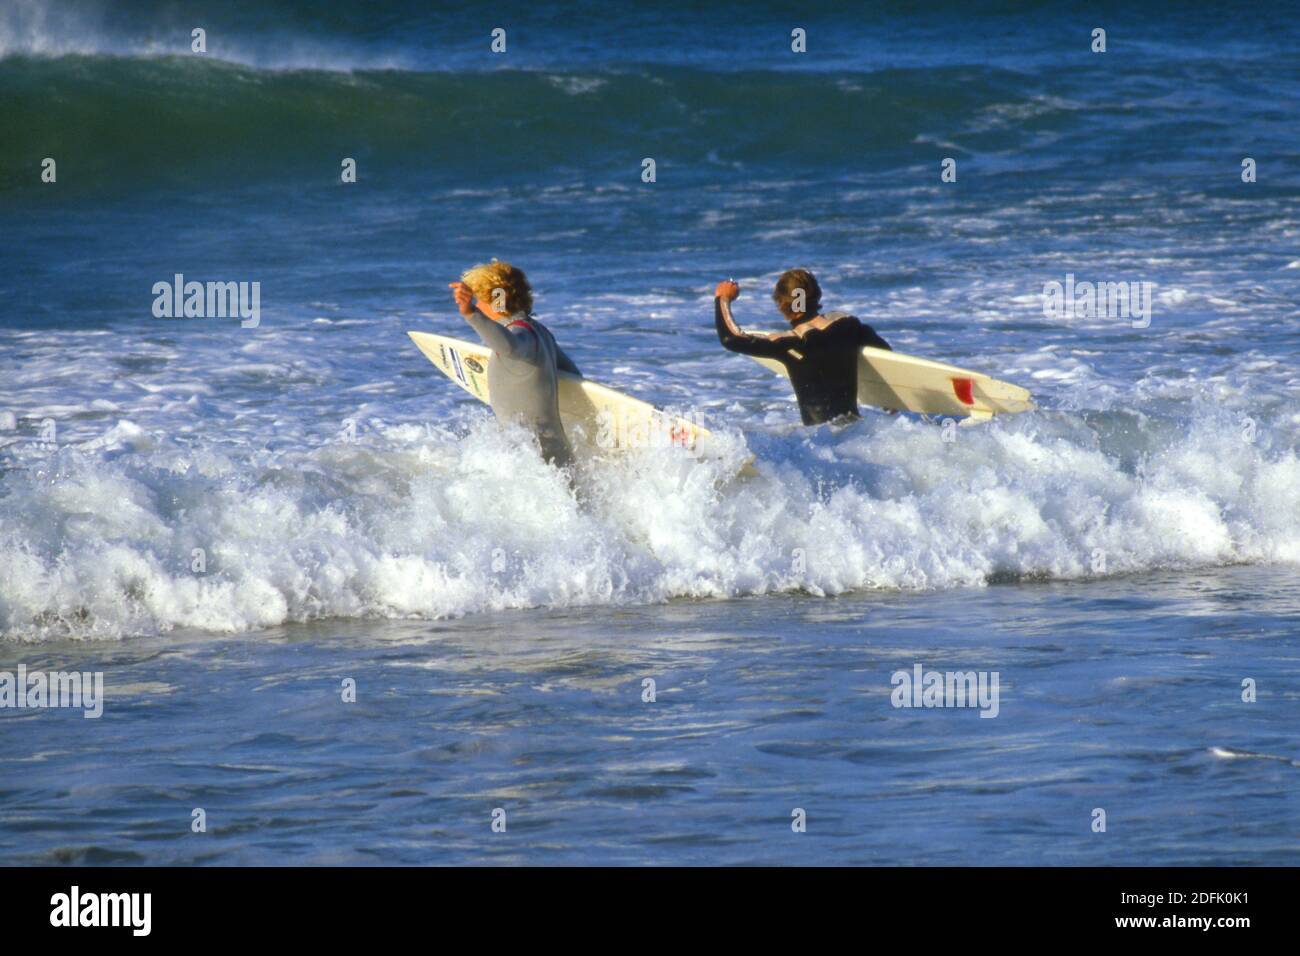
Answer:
[1,0,1298,864]
[3,567,1298,865]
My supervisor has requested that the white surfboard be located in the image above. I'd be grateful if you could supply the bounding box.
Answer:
[746,342,1034,421]
[408,330,719,456]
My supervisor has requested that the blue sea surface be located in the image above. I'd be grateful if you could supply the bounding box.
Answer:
[1,0,1298,864]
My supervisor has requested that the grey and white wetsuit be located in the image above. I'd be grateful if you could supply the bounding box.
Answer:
[462,310,580,466]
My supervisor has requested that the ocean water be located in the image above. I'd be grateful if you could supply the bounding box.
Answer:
[2,0,1299,865]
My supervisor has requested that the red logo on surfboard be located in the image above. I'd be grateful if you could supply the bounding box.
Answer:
[951,378,975,406]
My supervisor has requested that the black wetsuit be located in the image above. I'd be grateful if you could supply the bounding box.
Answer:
[715,297,891,425]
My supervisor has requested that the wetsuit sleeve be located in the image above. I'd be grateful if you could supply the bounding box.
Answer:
[555,346,581,376]
[715,297,794,358]
[857,319,892,351]
[462,311,523,358]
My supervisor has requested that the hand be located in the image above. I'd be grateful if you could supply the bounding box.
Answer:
[448,281,475,317]
[715,279,739,301]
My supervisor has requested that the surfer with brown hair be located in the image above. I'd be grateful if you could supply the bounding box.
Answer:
[713,269,891,425]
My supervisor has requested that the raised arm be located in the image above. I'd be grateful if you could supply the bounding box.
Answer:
[714,283,792,359]
[450,280,522,358]
[462,310,522,357]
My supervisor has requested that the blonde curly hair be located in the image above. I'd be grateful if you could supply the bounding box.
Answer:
[460,259,533,315]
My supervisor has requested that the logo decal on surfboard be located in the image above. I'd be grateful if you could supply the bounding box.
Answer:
[406,331,741,467]
[448,348,468,386]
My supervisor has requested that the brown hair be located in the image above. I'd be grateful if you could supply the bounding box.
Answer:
[461,259,533,314]
[772,269,821,319]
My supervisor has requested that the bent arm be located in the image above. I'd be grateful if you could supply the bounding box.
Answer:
[859,321,892,351]
[555,346,581,376]
[463,311,522,358]
[715,297,791,358]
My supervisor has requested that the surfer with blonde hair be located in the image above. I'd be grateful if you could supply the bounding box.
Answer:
[713,269,891,425]
[448,260,581,466]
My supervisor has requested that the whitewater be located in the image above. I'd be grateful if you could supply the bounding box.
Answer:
[2,0,1299,867]
[3,388,1298,640]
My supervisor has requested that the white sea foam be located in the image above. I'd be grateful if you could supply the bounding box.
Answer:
[0,0,410,71]
[2,399,1297,641]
